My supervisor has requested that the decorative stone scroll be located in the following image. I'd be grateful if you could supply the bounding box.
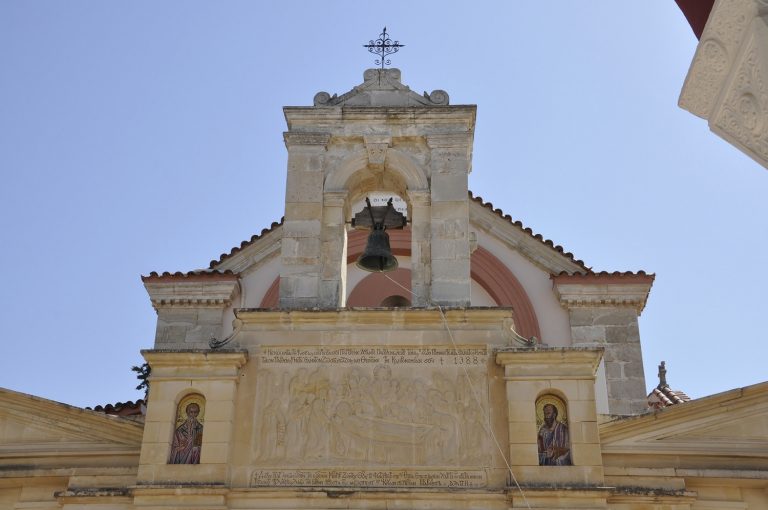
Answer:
[251,345,491,487]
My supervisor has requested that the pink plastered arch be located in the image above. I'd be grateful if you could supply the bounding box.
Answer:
[260,229,541,339]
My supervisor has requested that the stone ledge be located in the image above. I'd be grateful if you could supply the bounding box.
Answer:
[551,278,653,314]
[496,347,604,379]
[144,279,239,311]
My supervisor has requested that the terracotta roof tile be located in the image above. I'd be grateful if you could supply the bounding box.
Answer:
[141,269,237,282]
[209,219,284,269]
[647,361,692,410]
[468,191,589,271]
[205,192,647,276]
[553,270,656,281]
[88,399,146,417]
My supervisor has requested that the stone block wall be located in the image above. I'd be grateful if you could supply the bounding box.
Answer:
[552,273,654,416]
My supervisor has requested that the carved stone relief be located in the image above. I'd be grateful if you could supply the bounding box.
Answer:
[714,27,768,161]
[251,345,491,487]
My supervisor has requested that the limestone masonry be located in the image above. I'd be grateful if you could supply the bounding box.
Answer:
[1,67,766,510]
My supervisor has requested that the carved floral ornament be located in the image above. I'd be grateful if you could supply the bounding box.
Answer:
[364,135,391,168]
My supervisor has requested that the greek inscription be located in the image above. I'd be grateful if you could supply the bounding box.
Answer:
[251,469,486,489]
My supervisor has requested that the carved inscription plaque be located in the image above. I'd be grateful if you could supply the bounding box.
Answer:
[252,468,487,489]
[252,345,490,488]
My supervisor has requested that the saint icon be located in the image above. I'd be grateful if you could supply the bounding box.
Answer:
[169,399,204,464]
[536,398,571,466]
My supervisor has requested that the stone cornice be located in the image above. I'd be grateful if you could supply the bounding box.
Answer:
[214,226,282,274]
[0,387,144,446]
[283,106,476,132]
[142,349,249,380]
[426,132,473,149]
[495,346,604,378]
[469,202,585,275]
[282,132,331,148]
[143,279,239,310]
[600,381,768,447]
[552,274,654,314]
[234,307,514,331]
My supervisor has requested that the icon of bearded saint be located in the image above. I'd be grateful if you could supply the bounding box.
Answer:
[169,402,204,464]
[537,403,571,466]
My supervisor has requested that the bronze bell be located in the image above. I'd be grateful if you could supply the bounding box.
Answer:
[356,226,398,272]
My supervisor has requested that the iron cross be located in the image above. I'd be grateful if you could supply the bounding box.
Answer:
[363,27,404,69]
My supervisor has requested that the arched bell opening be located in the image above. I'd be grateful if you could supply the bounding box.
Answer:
[380,295,411,307]
[340,162,411,303]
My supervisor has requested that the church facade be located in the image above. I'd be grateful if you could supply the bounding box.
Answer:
[1,68,767,510]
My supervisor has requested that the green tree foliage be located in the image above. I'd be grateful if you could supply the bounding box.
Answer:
[131,362,151,400]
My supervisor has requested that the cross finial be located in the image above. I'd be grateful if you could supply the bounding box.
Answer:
[363,27,404,70]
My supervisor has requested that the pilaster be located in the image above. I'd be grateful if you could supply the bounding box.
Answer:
[279,132,330,308]
[496,347,605,488]
[137,350,248,486]
[426,133,472,306]
[320,191,348,307]
[407,189,431,307]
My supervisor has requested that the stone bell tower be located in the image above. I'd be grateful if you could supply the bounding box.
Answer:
[278,68,476,309]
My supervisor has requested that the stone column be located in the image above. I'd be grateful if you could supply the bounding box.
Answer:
[320,191,347,307]
[279,132,330,309]
[407,189,431,307]
[426,133,472,307]
[552,273,655,415]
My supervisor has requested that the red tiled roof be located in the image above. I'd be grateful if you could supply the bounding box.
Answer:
[209,219,284,269]
[204,191,650,276]
[141,270,237,282]
[469,191,589,271]
[647,361,692,410]
[648,387,692,409]
[553,271,656,282]
[89,399,146,417]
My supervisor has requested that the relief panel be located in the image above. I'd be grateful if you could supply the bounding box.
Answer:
[250,345,493,488]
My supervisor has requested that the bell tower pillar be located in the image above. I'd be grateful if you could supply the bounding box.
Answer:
[427,133,473,307]
[278,68,475,309]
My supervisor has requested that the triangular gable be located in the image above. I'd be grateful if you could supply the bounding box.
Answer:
[206,192,591,277]
[0,387,143,460]
[311,68,449,107]
[600,382,768,459]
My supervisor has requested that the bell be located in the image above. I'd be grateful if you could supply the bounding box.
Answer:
[356,227,398,272]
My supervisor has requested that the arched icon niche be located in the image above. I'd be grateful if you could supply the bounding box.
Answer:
[535,394,571,466]
[168,393,206,465]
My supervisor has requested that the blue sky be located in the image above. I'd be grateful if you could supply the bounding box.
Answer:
[1,2,766,408]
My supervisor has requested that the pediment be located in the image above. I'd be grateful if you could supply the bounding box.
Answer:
[313,68,450,107]
[0,387,143,458]
[210,193,588,278]
[600,382,768,458]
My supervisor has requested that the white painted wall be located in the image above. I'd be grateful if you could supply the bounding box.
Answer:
[240,255,282,308]
[474,231,572,346]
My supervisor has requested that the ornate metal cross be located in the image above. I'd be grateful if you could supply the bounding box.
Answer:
[363,27,404,69]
